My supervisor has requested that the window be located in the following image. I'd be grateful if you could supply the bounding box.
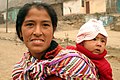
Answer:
[82,0,84,7]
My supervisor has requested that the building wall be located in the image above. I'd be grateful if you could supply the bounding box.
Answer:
[1,12,6,21]
[89,0,106,14]
[0,13,5,24]
[6,0,63,23]
[63,0,86,16]
[116,0,120,13]
[52,3,63,19]
[8,8,19,23]
[63,0,107,15]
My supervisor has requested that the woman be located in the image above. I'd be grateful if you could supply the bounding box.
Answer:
[12,2,97,80]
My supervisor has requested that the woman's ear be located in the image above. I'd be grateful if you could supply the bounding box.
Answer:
[53,27,56,33]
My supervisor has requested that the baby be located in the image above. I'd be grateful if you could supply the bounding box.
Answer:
[67,19,113,80]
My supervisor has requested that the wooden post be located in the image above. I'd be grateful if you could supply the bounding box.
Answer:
[6,0,8,33]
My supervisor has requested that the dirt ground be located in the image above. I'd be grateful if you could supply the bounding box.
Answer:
[0,25,120,80]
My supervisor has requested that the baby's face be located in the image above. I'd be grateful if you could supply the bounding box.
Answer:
[82,34,107,54]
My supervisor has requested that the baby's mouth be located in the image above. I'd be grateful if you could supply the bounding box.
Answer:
[94,49,101,53]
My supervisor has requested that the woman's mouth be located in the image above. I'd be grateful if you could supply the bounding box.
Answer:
[32,39,43,42]
[30,39,44,45]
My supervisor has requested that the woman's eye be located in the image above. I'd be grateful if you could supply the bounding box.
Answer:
[25,23,34,27]
[42,24,50,29]
[43,24,50,26]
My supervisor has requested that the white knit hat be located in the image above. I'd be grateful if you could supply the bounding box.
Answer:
[76,19,108,44]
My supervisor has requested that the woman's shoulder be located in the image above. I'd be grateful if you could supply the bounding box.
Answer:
[13,52,32,68]
[49,49,97,79]
[57,49,92,61]
[51,48,96,71]
[56,49,97,72]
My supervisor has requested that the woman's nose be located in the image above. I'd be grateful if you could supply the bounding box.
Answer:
[33,25,42,37]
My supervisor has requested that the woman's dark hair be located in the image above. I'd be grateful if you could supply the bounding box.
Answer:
[16,2,58,41]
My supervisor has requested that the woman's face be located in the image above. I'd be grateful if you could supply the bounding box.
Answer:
[83,34,107,54]
[21,8,53,58]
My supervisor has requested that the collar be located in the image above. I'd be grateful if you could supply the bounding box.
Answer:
[26,40,62,61]
[44,40,62,59]
[76,44,107,60]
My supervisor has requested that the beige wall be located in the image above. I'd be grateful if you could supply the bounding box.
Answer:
[63,0,106,15]
[63,0,86,15]
[89,0,106,14]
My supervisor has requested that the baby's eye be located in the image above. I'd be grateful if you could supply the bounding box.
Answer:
[92,38,97,41]
[101,40,106,43]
